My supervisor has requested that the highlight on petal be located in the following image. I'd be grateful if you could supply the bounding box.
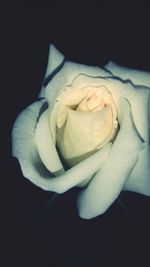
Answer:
[77,98,144,219]
[105,61,150,87]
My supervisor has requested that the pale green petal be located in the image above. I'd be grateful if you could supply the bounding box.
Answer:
[101,78,150,141]
[45,44,64,78]
[45,143,112,193]
[39,44,64,98]
[124,92,150,195]
[105,61,150,87]
[12,100,59,190]
[124,143,150,195]
[77,98,144,219]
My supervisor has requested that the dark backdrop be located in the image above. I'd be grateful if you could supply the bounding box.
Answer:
[2,1,150,267]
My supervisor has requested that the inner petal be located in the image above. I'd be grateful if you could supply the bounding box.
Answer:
[76,91,105,112]
[56,106,114,166]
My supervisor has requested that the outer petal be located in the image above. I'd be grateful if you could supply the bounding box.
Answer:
[77,98,144,219]
[44,44,64,78]
[12,100,57,190]
[39,44,64,98]
[105,61,150,87]
[104,79,150,195]
[124,91,150,195]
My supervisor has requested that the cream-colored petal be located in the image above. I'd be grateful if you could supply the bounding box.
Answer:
[56,106,113,166]
[56,77,117,125]
[77,98,144,219]
[105,61,150,87]
[35,107,64,174]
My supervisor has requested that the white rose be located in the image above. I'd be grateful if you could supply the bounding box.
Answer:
[12,45,150,219]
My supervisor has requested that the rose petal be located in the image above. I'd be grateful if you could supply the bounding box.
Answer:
[77,98,144,219]
[39,44,64,98]
[44,62,112,108]
[124,93,150,195]
[12,100,60,190]
[35,108,64,174]
[56,106,113,166]
[109,79,150,142]
[45,45,64,78]
[105,61,150,87]
[89,76,149,142]
[124,143,150,195]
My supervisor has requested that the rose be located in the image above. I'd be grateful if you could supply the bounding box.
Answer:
[12,45,150,219]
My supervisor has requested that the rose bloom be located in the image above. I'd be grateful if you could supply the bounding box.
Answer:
[12,45,150,219]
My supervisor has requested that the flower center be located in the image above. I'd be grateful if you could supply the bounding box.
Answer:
[76,91,107,112]
[51,82,119,167]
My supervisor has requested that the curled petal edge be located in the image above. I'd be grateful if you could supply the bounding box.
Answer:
[105,61,150,87]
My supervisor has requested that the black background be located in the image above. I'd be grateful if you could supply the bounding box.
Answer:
[2,1,150,266]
